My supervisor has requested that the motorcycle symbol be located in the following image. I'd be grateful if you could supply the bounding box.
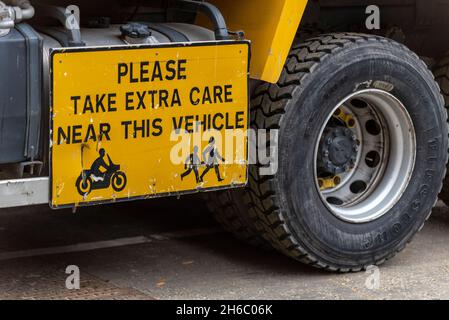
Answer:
[75,150,127,196]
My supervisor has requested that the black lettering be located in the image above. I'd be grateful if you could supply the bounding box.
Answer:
[146,119,150,137]
[96,94,105,113]
[190,87,200,105]
[57,126,70,144]
[171,89,181,107]
[202,87,212,104]
[236,111,245,129]
[129,63,138,83]
[117,63,128,84]
[165,60,176,80]
[225,112,234,129]
[140,61,149,82]
[121,121,132,139]
[108,93,117,112]
[172,117,183,130]
[148,90,157,108]
[159,90,168,108]
[72,125,82,144]
[212,113,224,130]
[152,118,163,136]
[83,96,94,114]
[224,85,233,103]
[152,61,163,81]
[214,86,223,103]
[71,96,81,114]
[99,123,111,141]
[178,59,187,80]
[134,120,145,138]
[136,91,146,110]
[84,124,97,142]
[184,115,194,133]
[125,92,134,110]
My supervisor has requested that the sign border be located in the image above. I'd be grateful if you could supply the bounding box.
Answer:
[49,40,251,209]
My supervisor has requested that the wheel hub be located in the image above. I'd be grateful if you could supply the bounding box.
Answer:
[318,126,358,175]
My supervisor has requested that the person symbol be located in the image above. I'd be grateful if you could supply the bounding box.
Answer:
[181,146,201,183]
[90,148,110,182]
[200,137,225,182]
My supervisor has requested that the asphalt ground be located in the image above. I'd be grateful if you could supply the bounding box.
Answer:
[1,195,449,300]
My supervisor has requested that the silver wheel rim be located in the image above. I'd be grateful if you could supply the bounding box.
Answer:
[314,89,416,223]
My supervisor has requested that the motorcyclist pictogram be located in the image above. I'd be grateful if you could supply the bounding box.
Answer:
[76,148,127,196]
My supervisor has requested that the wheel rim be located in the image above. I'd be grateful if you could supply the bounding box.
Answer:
[314,89,416,223]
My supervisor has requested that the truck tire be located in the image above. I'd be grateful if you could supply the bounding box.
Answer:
[433,53,449,205]
[226,33,447,272]
[204,190,269,248]
[205,33,321,249]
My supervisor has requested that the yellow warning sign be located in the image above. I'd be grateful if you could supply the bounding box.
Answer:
[50,42,249,207]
